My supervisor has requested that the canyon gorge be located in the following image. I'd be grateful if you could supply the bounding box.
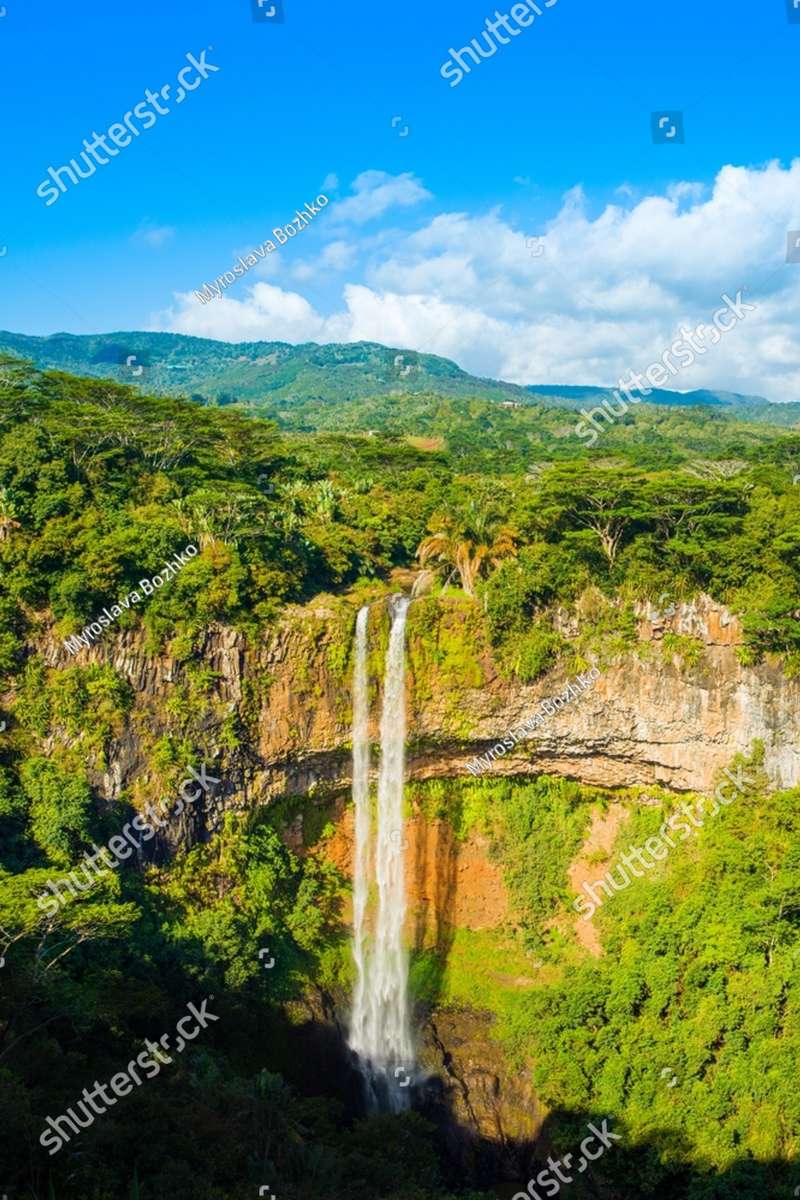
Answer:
[22,584,797,1184]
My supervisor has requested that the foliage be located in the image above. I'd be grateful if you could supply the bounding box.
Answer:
[19,756,96,865]
[417,497,518,596]
[0,360,445,655]
[497,773,800,1188]
[504,619,567,682]
[2,359,800,1198]
[2,360,800,675]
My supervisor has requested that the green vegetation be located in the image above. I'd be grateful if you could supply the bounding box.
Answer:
[0,357,448,649]
[500,772,800,1195]
[408,770,800,1198]
[3,357,800,673]
[4,330,800,433]
[1,357,799,1197]
[1,782,463,1200]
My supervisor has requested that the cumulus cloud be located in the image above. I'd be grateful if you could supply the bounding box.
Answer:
[164,283,329,344]
[330,170,432,225]
[320,239,357,270]
[161,161,800,401]
[289,239,358,282]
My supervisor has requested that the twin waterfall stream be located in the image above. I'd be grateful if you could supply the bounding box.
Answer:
[347,597,415,1113]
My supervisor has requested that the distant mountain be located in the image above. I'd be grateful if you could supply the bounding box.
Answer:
[1,329,798,427]
[525,383,800,426]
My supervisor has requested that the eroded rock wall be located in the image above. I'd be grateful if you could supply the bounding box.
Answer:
[35,593,800,818]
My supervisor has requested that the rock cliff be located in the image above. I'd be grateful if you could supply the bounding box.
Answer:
[27,590,799,1176]
[37,592,800,819]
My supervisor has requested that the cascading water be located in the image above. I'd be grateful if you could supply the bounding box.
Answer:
[348,596,414,1113]
[349,605,372,1066]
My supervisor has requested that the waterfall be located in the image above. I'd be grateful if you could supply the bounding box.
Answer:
[350,605,371,1065]
[348,596,414,1113]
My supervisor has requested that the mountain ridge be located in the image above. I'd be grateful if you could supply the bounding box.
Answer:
[1,328,798,426]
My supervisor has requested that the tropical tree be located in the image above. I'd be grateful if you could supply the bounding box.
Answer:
[416,499,518,596]
[536,464,648,570]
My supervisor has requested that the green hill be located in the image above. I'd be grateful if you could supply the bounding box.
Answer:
[2,329,799,428]
[0,329,531,408]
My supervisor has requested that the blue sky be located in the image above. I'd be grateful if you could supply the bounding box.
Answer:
[2,0,800,397]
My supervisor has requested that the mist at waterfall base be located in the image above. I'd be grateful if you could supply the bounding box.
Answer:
[348,597,415,1114]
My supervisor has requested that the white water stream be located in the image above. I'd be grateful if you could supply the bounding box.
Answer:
[348,597,414,1112]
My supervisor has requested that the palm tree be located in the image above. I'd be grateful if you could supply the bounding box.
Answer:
[170,489,266,549]
[416,500,518,596]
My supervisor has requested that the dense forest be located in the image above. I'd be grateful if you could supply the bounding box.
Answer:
[1,355,799,1198]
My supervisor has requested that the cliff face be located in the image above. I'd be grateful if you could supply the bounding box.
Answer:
[325,810,509,942]
[32,592,799,1171]
[39,593,800,820]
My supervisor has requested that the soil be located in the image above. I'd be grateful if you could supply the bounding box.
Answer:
[323,808,509,948]
[567,802,630,956]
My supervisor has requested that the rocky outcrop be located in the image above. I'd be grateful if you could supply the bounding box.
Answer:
[418,1008,541,1185]
[34,593,800,822]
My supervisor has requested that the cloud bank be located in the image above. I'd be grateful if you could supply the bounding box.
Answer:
[160,161,800,401]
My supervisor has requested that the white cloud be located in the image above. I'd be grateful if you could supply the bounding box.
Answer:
[321,172,339,194]
[320,239,357,270]
[132,222,175,249]
[164,283,327,344]
[289,239,358,283]
[161,161,800,401]
[330,170,432,225]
